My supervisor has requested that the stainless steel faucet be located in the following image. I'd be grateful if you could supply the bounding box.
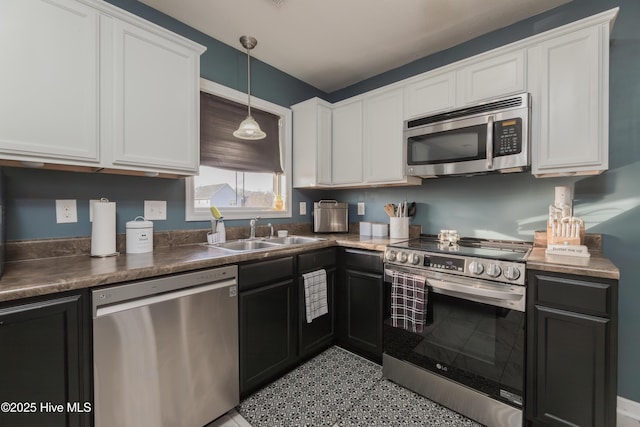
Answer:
[268,223,274,238]
[249,217,260,239]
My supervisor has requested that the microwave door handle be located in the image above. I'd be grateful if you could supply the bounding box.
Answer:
[486,116,494,170]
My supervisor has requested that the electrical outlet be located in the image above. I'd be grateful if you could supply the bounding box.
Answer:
[357,202,365,215]
[299,202,307,216]
[144,200,167,220]
[56,199,78,223]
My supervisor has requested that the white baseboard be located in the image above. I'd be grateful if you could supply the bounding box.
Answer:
[618,396,640,426]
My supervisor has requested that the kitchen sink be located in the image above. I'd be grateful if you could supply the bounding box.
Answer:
[213,240,283,252]
[208,235,324,253]
[266,236,324,245]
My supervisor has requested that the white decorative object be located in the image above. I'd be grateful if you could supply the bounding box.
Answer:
[372,222,389,237]
[126,216,153,254]
[359,222,372,236]
[389,218,408,239]
[545,244,591,258]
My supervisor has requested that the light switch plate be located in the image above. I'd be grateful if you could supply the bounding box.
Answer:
[357,202,365,215]
[144,200,167,220]
[56,199,77,223]
[299,202,307,216]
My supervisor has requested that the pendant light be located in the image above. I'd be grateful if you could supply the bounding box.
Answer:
[233,35,266,140]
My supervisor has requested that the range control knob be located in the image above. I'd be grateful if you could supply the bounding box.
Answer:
[469,261,484,275]
[385,250,397,262]
[486,264,502,278]
[408,253,421,265]
[397,252,408,263]
[504,266,521,281]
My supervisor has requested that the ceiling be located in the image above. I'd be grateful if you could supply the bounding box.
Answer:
[138,0,572,93]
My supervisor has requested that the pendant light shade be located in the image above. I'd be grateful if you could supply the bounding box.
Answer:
[234,35,266,140]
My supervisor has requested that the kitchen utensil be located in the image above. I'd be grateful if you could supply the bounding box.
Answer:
[408,202,417,217]
[210,206,222,220]
[384,204,396,217]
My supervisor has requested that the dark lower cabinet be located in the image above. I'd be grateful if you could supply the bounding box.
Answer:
[239,249,339,396]
[239,257,296,397]
[298,248,336,359]
[337,249,384,363]
[526,270,617,427]
[0,291,92,427]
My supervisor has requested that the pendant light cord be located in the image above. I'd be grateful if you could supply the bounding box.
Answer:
[246,46,252,117]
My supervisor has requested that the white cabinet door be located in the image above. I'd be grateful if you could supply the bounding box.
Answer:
[332,101,363,185]
[363,89,405,183]
[404,71,456,119]
[0,0,100,165]
[105,18,201,174]
[529,25,608,176]
[316,105,333,185]
[458,50,526,105]
[292,98,332,187]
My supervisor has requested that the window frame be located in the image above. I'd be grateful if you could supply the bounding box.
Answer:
[185,78,292,221]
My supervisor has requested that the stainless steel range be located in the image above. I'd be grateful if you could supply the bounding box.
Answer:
[382,233,531,427]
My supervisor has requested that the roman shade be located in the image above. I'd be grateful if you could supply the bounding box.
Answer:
[200,91,283,173]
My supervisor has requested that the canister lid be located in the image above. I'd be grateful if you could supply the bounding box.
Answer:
[126,216,153,229]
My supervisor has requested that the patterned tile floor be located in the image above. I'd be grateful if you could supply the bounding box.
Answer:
[235,346,482,427]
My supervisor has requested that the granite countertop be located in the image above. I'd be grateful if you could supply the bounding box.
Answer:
[0,233,402,303]
[526,248,619,280]
[0,230,620,304]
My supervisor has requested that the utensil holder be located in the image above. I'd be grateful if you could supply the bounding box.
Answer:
[390,217,409,239]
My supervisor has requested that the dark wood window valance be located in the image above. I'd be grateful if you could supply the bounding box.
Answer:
[200,91,283,173]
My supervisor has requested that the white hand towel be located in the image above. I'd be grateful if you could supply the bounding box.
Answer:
[303,269,328,323]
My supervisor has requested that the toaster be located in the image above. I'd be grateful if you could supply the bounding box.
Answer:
[313,200,349,233]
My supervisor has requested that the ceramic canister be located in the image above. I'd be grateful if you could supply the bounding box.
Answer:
[126,216,153,254]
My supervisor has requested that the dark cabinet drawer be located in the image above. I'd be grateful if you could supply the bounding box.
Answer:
[344,249,383,273]
[298,248,336,272]
[533,271,615,318]
[239,256,294,291]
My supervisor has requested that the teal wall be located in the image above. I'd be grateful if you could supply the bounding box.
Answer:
[4,0,639,403]
[323,0,640,403]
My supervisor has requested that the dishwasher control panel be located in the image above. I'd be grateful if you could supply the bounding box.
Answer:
[91,265,238,317]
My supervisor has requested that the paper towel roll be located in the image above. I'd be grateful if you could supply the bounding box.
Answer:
[554,186,572,209]
[91,199,116,257]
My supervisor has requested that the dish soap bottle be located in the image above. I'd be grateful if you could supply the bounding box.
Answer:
[215,218,226,243]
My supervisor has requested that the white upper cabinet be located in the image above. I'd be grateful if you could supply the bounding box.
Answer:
[292,98,332,187]
[0,0,205,176]
[102,16,202,174]
[291,8,617,185]
[404,71,456,119]
[528,22,610,176]
[364,89,410,184]
[332,101,363,185]
[457,51,526,105]
[0,0,100,166]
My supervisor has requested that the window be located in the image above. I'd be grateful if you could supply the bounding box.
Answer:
[186,79,292,221]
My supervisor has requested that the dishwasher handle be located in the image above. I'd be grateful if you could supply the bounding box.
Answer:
[95,278,237,318]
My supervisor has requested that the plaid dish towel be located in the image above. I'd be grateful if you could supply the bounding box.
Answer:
[303,269,328,323]
[390,270,427,333]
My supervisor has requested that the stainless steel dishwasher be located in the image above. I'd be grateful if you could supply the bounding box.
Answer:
[92,265,238,427]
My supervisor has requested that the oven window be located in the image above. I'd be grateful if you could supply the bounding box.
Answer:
[384,289,524,406]
[407,124,487,165]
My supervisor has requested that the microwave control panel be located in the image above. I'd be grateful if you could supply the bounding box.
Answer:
[494,118,522,156]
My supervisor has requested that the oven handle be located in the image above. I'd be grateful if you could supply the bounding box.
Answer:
[427,277,522,301]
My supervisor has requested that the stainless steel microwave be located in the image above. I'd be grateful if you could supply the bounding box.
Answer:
[404,93,531,177]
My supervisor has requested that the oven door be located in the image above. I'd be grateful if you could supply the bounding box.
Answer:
[383,267,525,408]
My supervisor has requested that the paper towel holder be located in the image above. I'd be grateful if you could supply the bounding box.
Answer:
[91,198,120,258]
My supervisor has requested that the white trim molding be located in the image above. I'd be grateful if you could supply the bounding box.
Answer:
[618,396,640,427]
[186,78,293,221]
